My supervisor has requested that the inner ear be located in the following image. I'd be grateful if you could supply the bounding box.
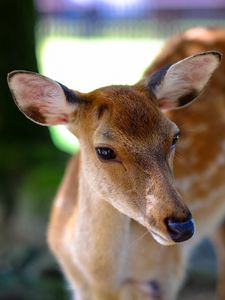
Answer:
[146,51,222,110]
[7,71,82,126]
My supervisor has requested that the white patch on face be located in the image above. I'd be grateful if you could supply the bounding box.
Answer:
[145,194,157,219]
[146,194,155,205]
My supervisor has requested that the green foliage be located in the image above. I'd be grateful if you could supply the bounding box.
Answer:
[0,247,68,300]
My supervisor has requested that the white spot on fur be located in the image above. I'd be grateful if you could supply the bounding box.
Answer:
[203,149,225,179]
[176,175,198,194]
[177,140,225,194]
[193,123,208,133]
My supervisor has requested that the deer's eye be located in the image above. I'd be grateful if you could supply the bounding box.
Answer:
[95,147,117,160]
[171,132,180,149]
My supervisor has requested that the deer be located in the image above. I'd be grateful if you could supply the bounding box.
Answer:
[142,26,225,299]
[7,48,221,300]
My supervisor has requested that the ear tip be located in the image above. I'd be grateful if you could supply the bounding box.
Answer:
[207,50,223,62]
[7,70,37,83]
[197,51,223,64]
[7,70,18,82]
[7,70,26,85]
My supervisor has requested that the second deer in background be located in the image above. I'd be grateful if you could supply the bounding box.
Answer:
[144,27,225,299]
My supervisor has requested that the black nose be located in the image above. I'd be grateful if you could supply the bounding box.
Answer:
[165,217,195,242]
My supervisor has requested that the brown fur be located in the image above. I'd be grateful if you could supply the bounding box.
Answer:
[7,33,222,300]
[48,29,225,299]
[48,85,192,299]
[144,27,225,299]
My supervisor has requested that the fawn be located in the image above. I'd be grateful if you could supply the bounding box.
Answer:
[143,27,225,299]
[7,48,220,299]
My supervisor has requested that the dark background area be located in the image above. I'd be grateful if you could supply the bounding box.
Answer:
[0,2,68,299]
[0,1,224,299]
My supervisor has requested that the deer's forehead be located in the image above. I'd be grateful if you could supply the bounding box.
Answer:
[89,87,174,150]
[112,99,162,140]
[91,86,165,138]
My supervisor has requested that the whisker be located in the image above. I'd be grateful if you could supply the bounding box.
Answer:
[129,230,149,249]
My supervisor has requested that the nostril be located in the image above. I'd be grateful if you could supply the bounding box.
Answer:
[165,217,195,242]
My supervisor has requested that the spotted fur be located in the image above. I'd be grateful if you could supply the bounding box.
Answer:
[144,26,225,299]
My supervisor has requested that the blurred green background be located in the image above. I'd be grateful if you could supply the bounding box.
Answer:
[0,1,225,299]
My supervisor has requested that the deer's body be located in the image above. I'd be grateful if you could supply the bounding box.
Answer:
[144,26,225,298]
[148,27,225,238]
[47,96,186,300]
[7,38,221,299]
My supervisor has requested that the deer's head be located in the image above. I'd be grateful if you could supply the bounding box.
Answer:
[8,51,221,245]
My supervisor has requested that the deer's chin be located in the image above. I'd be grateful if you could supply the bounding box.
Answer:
[150,229,176,246]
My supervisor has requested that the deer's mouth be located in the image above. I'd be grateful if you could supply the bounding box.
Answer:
[149,228,176,246]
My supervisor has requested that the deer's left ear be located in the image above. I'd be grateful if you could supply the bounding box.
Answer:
[7,71,84,126]
[147,51,222,110]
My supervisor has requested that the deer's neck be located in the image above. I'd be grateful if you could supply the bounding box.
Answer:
[80,172,130,238]
[71,167,130,283]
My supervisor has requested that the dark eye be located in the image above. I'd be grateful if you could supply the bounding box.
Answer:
[171,132,180,148]
[95,147,117,160]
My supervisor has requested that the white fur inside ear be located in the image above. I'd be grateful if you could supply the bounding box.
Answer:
[8,72,75,125]
[154,52,221,105]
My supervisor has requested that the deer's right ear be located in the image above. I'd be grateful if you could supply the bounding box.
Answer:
[7,71,84,126]
[145,51,222,110]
